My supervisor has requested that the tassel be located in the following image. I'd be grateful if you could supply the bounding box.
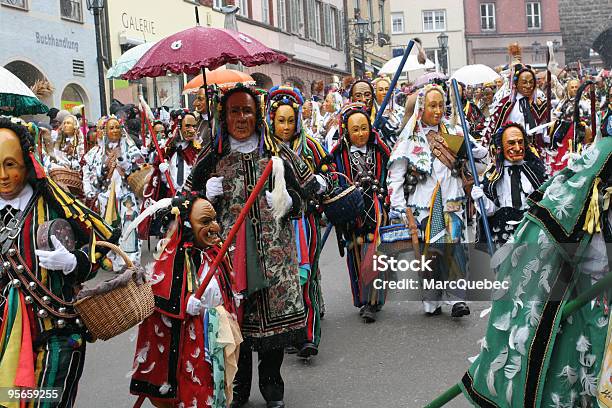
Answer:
[29,152,46,179]
[583,178,601,234]
[270,156,289,220]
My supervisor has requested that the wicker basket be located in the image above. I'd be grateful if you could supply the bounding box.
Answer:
[49,167,83,196]
[74,241,155,341]
[127,164,153,199]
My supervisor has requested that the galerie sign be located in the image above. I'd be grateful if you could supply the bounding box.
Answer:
[121,13,156,35]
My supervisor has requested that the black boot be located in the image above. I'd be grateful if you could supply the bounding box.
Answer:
[451,302,470,317]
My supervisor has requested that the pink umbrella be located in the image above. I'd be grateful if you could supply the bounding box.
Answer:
[413,71,447,89]
[124,26,288,80]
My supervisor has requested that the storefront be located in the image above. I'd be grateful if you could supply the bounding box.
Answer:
[105,0,225,109]
[0,1,100,118]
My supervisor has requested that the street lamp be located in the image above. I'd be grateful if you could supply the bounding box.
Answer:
[86,0,107,116]
[354,14,370,78]
[437,32,449,75]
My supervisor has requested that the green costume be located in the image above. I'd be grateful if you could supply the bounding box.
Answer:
[461,138,612,407]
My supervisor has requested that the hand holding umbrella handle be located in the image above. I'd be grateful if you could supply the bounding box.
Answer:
[194,160,274,299]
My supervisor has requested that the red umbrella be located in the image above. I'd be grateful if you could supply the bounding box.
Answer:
[124,26,287,80]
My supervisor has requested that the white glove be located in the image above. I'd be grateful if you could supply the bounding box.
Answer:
[206,176,224,201]
[158,161,169,173]
[140,146,149,156]
[471,185,485,201]
[34,236,77,275]
[186,295,204,316]
[315,174,328,194]
[265,190,293,214]
[201,277,223,308]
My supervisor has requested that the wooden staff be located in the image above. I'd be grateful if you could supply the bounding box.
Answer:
[194,160,274,299]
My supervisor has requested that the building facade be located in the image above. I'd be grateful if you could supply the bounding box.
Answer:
[104,0,225,108]
[234,0,350,97]
[464,0,565,69]
[345,0,392,77]
[558,0,612,68]
[0,0,101,118]
[389,0,467,76]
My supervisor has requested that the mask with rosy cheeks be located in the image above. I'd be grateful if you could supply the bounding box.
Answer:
[62,117,77,136]
[273,105,297,142]
[0,129,27,200]
[516,71,536,98]
[106,119,122,143]
[347,113,370,148]
[502,126,526,163]
[226,92,257,141]
[375,80,390,105]
[181,115,197,141]
[323,94,336,113]
[189,198,221,248]
[351,82,374,110]
[421,90,445,127]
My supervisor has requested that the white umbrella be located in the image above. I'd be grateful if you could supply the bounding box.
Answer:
[0,66,48,115]
[451,64,500,86]
[379,55,435,75]
[107,41,158,79]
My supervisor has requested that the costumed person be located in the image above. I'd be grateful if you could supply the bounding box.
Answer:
[266,86,334,358]
[82,115,145,270]
[387,84,488,317]
[330,102,391,323]
[319,90,343,151]
[470,122,547,248]
[301,99,322,143]
[129,192,242,408]
[51,115,84,171]
[138,112,202,241]
[457,82,486,140]
[482,64,549,149]
[193,86,211,148]
[184,85,319,408]
[478,86,495,119]
[349,79,399,147]
[372,76,403,148]
[548,78,593,174]
[460,138,612,408]
[0,116,118,408]
[599,85,612,138]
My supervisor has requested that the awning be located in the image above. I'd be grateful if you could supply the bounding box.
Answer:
[353,56,375,72]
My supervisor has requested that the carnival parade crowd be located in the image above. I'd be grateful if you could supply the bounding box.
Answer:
[2,41,612,408]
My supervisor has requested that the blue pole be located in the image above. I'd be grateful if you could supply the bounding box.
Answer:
[450,79,495,256]
[320,223,334,249]
[373,39,415,129]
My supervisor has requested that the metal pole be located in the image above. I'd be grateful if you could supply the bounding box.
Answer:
[93,9,107,116]
[373,39,415,128]
[360,36,366,78]
[450,79,495,255]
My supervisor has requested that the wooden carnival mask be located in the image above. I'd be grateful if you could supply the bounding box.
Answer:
[189,198,221,249]
[375,79,390,105]
[302,101,313,119]
[226,91,257,142]
[181,114,197,142]
[421,89,445,127]
[351,82,374,110]
[567,79,580,99]
[516,71,536,98]
[502,126,525,163]
[273,104,296,143]
[347,112,370,148]
[106,118,122,143]
[193,87,208,114]
[0,128,27,200]
[61,116,77,136]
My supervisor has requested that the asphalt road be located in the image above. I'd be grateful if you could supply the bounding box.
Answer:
[77,234,488,408]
